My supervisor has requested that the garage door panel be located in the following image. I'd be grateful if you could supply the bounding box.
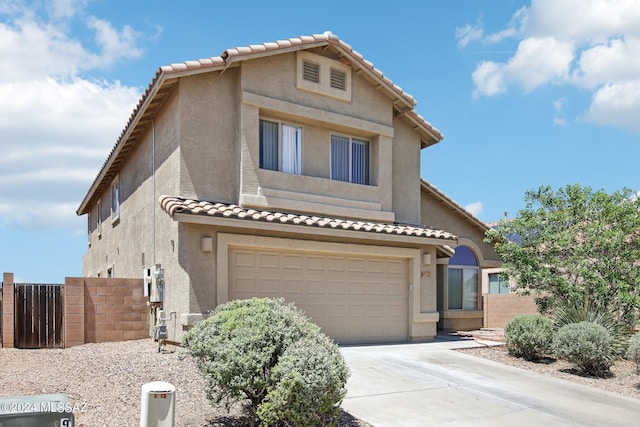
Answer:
[229,248,408,344]
[306,280,325,294]
[282,279,303,294]
[327,257,346,272]
[233,277,255,293]
[327,281,346,295]
[283,255,303,270]
[259,278,281,294]
[259,253,280,269]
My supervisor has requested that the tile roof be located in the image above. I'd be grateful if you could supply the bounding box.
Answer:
[77,32,443,215]
[159,196,457,242]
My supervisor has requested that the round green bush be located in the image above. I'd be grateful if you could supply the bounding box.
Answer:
[257,334,349,426]
[552,321,614,376]
[504,314,554,361]
[626,332,640,372]
[182,297,349,425]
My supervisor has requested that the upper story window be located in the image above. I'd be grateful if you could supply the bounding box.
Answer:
[259,119,302,174]
[111,176,120,222]
[97,199,102,237]
[330,135,369,185]
[297,51,351,102]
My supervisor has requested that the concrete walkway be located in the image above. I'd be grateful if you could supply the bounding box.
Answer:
[341,337,640,427]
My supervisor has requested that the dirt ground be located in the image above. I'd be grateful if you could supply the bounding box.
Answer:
[460,343,640,400]
[0,339,370,426]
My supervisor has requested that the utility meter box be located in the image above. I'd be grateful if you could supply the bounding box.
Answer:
[0,394,74,426]
[140,381,175,427]
[143,265,164,303]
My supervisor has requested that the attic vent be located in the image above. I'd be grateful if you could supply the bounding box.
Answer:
[303,61,320,83]
[330,68,346,90]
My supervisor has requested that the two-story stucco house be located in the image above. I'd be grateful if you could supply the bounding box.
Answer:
[77,32,502,344]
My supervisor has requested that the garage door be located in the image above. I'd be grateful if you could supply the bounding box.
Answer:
[228,247,409,344]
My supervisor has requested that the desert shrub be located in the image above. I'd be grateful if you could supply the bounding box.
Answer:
[554,299,631,359]
[182,297,349,425]
[504,314,554,361]
[256,334,349,426]
[626,332,640,373]
[552,321,614,376]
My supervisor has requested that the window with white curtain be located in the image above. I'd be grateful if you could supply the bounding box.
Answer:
[330,135,369,185]
[447,246,479,310]
[259,119,302,174]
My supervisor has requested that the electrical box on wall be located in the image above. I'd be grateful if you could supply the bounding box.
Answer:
[143,264,164,303]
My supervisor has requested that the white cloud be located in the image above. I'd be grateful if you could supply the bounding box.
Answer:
[583,80,640,132]
[553,98,569,126]
[462,0,640,133]
[0,2,142,231]
[472,38,573,97]
[553,118,568,127]
[465,202,484,217]
[472,61,507,97]
[455,23,484,49]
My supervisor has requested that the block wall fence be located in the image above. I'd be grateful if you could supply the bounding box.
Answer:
[483,293,538,329]
[2,273,149,348]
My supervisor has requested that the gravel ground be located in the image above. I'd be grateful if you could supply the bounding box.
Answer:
[0,339,369,426]
[460,343,640,399]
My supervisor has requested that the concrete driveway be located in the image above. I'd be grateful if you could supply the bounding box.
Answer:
[341,337,640,427]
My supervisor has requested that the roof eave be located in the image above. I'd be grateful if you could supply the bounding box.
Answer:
[76,69,179,215]
[171,211,457,247]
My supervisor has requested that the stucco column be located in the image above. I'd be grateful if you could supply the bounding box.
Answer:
[2,272,15,348]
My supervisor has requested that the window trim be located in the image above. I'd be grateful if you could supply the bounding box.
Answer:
[259,118,303,175]
[330,134,370,185]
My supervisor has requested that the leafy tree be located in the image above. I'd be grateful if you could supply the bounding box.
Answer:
[486,184,640,325]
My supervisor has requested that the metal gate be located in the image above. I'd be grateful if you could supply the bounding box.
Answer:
[14,284,64,348]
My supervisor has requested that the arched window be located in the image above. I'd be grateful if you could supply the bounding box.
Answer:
[448,246,479,310]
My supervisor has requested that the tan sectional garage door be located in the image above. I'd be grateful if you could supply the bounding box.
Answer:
[228,247,409,344]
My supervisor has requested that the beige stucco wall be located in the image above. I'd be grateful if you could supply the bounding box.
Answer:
[178,69,240,203]
[81,46,442,342]
[421,190,500,264]
[392,118,422,224]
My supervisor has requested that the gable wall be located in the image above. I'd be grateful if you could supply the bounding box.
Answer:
[83,87,182,281]
[421,190,500,264]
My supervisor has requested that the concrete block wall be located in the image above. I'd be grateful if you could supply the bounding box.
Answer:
[2,273,149,348]
[483,293,538,329]
[68,277,149,347]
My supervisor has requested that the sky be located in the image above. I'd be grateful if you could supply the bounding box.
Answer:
[1,0,638,283]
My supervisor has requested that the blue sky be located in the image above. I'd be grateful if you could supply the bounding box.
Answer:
[1,0,638,283]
